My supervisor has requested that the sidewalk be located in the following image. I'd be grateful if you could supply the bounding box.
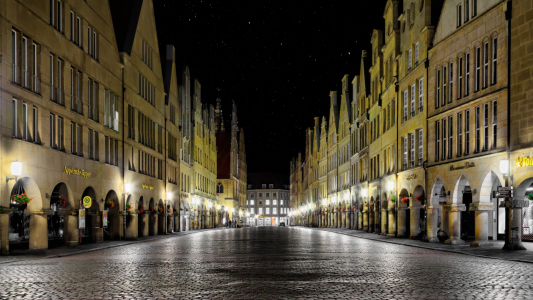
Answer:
[0,227,233,265]
[306,227,533,264]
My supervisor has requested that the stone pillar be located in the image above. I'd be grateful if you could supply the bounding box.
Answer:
[470,202,494,247]
[424,206,440,242]
[159,214,166,234]
[358,211,363,230]
[380,209,387,235]
[139,213,149,237]
[149,213,158,236]
[0,211,9,254]
[444,204,466,244]
[368,208,374,233]
[126,212,138,240]
[346,211,351,229]
[167,215,173,233]
[174,213,180,232]
[397,207,407,238]
[27,209,52,250]
[91,212,104,243]
[363,210,368,231]
[64,210,79,246]
[409,206,421,239]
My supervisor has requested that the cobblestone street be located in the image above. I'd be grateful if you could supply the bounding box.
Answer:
[2,227,533,299]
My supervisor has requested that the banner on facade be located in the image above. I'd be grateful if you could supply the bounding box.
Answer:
[79,209,86,229]
[103,210,108,228]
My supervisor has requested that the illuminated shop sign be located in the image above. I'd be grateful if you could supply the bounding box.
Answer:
[64,166,91,178]
[516,156,533,168]
[449,162,475,171]
[142,183,154,190]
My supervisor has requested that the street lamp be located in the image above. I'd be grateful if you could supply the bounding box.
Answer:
[500,159,526,250]
[387,181,395,191]
[7,160,22,182]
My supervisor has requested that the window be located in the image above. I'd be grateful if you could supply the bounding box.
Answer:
[262,184,266,189]
[251,208,255,214]
[403,136,407,169]
[22,37,27,88]
[273,200,277,205]
[449,62,453,103]
[483,42,489,89]
[475,106,480,152]
[259,207,263,215]
[419,78,424,112]
[88,79,98,121]
[50,54,54,101]
[457,4,462,27]
[411,85,415,117]
[77,124,82,157]
[93,31,98,60]
[70,11,74,41]
[57,1,62,32]
[408,49,412,70]
[418,130,423,165]
[436,121,440,161]
[12,99,17,137]
[273,207,277,215]
[266,207,270,214]
[465,110,470,154]
[436,69,440,108]
[33,106,38,143]
[77,71,82,114]
[492,38,497,85]
[472,0,477,17]
[484,103,489,151]
[403,90,408,121]
[458,56,463,99]
[465,0,470,22]
[493,101,497,148]
[266,193,270,198]
[410,134,415,167]
[269,184,274,189]
[71,122,76,154]
[458,112,463,157]
[57,116,63,150]
[475,47,481,92]
[273,192,277,198]
[448,116,453,159]
[442,118,447,160]
[22,103,27,141]
[442,65,447,106]
[57,58,62,104]
[32,43,38,93]
[105,90,119,131]
[70,68,74,110]
[259,193,262,197]
[465,53,470,96]
[12,30,18,84]
[415,43,419,64]
[50,113,55,148]
[281,200,284,205]
[87,27,91,56]
[77,17,82,47]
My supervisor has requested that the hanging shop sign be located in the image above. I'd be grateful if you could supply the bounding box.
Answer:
[79,209,86,229]
[142,183,154,191]
[82,196,92,208]
[64,166,91,178]
[516,156,533,168]
[181,193,189,199]
[103,210,108,228]
[406,175,417,181]
[449,162,475,171]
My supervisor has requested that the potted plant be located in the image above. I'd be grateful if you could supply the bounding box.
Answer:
[138,205,145,213]
[528,194,533,200]
[11,192,32,205]
[401,197,410,204]
[105,199,115,208]
[57,195,67,207]
[382,200,388,207]
[158,206,164,214]
[126,203,132,211]
[390,195,397,203]
[149,205,155,213]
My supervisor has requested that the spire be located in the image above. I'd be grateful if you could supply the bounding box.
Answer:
[215,88,224,133]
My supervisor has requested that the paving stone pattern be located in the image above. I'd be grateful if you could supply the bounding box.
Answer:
[1,227,533,299]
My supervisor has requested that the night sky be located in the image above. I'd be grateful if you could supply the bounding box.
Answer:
[153,1,386,174]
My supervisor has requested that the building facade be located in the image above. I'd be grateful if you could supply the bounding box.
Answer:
[246,173,290,226]
[291,0,533,248]
[1,0,246,254]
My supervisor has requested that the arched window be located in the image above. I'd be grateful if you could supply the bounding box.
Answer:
[216,182,223,194]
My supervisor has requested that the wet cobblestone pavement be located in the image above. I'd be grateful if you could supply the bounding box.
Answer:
[2,227,533,299]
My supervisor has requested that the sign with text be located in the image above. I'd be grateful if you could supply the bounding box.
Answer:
[103,210,108,228]
[82,196,92,208]
[64,166,91,178]
[79,209,86,229]
[142,183,154,191]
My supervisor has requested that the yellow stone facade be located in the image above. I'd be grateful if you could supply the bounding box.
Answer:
[0,0,244,254]
[291,0,533,248]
